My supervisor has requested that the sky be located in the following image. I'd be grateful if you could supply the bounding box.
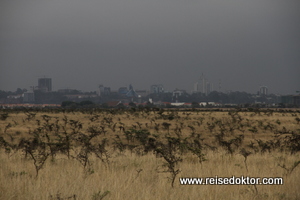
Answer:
[1,0,299,94]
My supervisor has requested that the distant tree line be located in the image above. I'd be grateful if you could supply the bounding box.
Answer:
[0,89,282,106]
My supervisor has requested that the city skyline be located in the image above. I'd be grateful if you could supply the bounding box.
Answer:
[0,75,297,96]
[1,76,299,107]
[1,0,299,95]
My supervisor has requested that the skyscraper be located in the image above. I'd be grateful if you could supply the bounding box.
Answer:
[38,78,52,92]
[150,84,164,94]
[259,86,268,96]
[193,82,199,93]
[197,73,214,95]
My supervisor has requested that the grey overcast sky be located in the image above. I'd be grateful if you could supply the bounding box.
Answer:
[0,0,299,94]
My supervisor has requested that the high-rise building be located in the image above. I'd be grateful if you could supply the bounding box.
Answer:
[206,82,213,95]
[118,87,128,95]
[126,84,138,97]
[199,73,208,94]
[259,86,268,96]
[98,85,111,96]
[193,82,199,93]
[150,84,164,94]
[200,74,206,94]
[38,78,52,92]
[196,73,214,95]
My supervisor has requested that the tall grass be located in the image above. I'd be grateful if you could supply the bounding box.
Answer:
[0,108,299,199]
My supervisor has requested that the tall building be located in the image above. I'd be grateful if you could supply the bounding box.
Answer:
[98,85,111,96]
[199,74,206,94]
[193,82,199,93]
[126,84,138,97]
[150,84,164,94]
[172,89,186,103]
[98,85,104,96]
[259,86,268,96]
[206,82,213,95]
[38,78,52,92]
[118,87,128,95]
[198,73,213,95]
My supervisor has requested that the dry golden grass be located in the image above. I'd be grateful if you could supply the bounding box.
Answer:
[0,109,300,199]
[1,149,299,200]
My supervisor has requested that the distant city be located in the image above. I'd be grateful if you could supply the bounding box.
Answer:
[0,76,299,108]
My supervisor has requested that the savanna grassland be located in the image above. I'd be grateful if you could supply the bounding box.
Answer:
[0,108,300,200]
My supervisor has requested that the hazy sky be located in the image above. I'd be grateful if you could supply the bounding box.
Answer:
[1,0,299,94]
